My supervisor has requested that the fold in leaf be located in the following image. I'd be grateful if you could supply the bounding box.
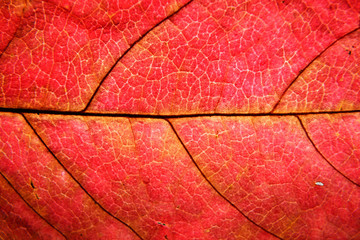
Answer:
[0,0,27,54]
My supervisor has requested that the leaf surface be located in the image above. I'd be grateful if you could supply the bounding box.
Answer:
[86,0,359,114]
[0,0,359,239]
[171,115,360,239]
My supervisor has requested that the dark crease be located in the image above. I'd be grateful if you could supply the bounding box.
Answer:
[0,35,16,59]
[0,107,359,118]
[0,172,68,239]
[296,115,360,187]
[81,0,195,112]
[270,27,360,113]
[165,119,283,240]
[0,0,30,59]
[21,114,144,240]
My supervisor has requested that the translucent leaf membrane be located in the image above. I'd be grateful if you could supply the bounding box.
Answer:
[88,0,359,114]
[0,0,190,111]
[26,114,276,239]
[171,116,360,239]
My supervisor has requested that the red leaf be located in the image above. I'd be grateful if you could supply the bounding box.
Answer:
[0,0,359,239]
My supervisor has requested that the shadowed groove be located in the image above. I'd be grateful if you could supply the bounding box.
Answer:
[0,172,68,239]
[0,107,359,118]
[81,0,195,112]
[0,34,15,58]
[21,113,144,240]
[296,115,360,187]
[165,119,283,240]
[0,0,33,58]
[270,27,360,113]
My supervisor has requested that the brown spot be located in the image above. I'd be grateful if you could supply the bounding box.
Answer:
[142,176,150,184]
[329,4,337,11]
